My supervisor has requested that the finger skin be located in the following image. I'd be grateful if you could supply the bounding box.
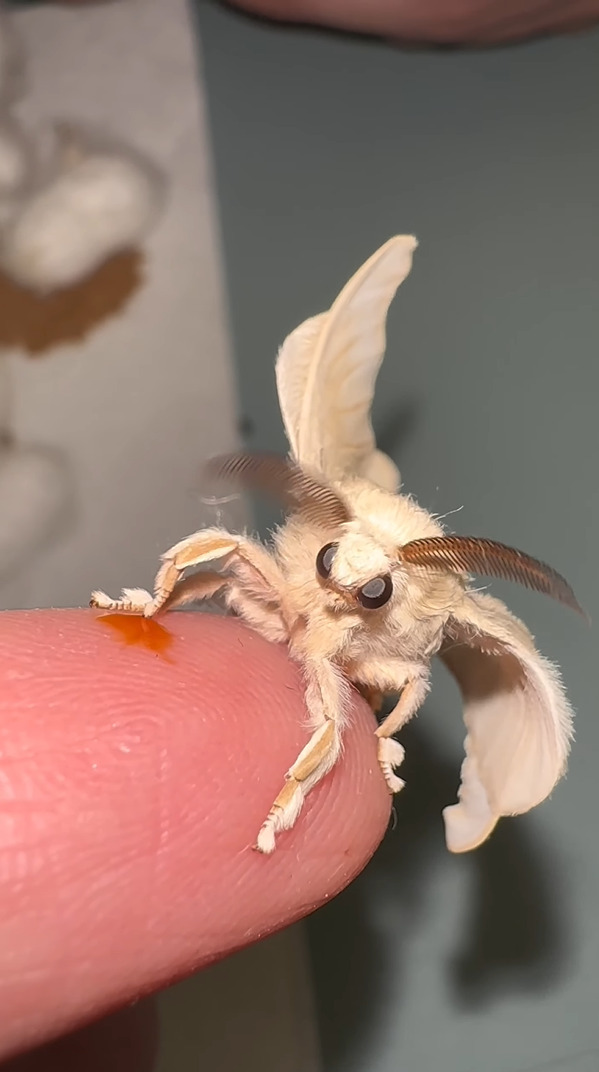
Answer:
[0,610,390,1060]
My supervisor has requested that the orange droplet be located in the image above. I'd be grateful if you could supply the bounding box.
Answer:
[97,612,174,659]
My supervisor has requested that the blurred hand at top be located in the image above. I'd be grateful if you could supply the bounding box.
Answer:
[226,0,599,46]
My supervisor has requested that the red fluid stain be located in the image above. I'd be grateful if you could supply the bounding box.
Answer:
[97,613,175,660]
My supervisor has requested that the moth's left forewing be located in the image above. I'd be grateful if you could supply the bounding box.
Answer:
[439,591,573,853]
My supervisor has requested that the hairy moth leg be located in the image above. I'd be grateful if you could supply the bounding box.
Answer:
[153,568,289,649]
[156,571,226,611]
[90,530,236,614]
[355,683,404,791]
[90,572,226,615]
[376,739,406,795]
[256,659,350,855]
[90,528,284,619]
[91,530,238,615]
[375,674,430,794]
[89,587,156,614]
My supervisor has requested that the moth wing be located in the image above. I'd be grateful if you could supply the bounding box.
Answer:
[440,591,573,853]
[275,312,327,460]
[357,448,402,493]
[275,235,417,490]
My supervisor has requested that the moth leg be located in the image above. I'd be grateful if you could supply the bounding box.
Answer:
[157,571,226,611]
[90,572,226,615]
[377,739,406,794]
[89,587,154,614]
[256,659,350,855]
[375,675,430,794]
[91,528,282,619]
[163,574,288,647]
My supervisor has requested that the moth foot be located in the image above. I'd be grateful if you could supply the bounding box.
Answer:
[90,587,154,615]
[254,717,341,853]
[378,737,405,794]
[254,778,304,855]
[255,822,277,855]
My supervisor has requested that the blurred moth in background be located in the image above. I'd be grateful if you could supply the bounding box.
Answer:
[91,236,584,855]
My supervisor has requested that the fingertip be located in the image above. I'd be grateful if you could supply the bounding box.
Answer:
[0,609,390,1058]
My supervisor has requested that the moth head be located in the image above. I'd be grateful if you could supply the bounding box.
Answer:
[314,531,397,612]
[204,451,585,620]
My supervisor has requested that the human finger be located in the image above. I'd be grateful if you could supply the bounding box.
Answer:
[0,609,390,1060]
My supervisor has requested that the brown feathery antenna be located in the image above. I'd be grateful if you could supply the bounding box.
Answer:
[204,451,352,529]
[400,535,587,619]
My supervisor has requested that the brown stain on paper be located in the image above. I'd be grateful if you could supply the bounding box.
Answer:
[0,249,144,355]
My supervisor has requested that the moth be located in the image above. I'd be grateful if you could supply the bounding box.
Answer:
[91,236,584,855]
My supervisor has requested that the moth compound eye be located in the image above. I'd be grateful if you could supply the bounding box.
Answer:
[316,542,338,580]
[357,574,393,610]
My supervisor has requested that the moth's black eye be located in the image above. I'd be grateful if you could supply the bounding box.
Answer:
[316,542,338,580]
[357,574,393,610]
